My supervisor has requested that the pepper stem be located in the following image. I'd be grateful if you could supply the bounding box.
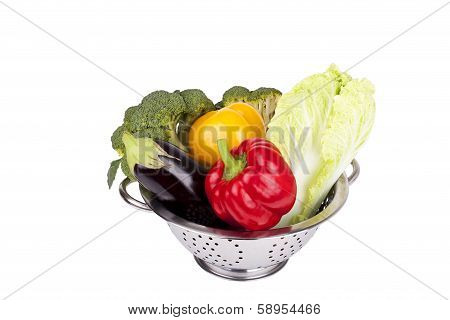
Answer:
[217,139,246,181]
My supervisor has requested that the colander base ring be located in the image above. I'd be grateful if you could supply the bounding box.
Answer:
[194,256,288,281]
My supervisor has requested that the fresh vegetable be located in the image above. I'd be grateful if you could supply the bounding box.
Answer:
[111,125,126,157]
[188,102,265,167]
[133,140,226,228]
[125,90,214,151]
[107,158,122,189]
[205,138,297,231]
[122,131,176,178]
[132,136,207,202]
[220,86,282,127]
[267,64,376,226]
[108,89,215,187]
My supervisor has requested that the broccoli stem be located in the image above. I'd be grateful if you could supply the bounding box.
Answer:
[168,123,188,152]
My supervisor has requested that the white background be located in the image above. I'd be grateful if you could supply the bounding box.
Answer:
[0,0,449,318]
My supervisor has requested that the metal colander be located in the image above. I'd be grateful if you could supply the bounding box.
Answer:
[119,160,359,280]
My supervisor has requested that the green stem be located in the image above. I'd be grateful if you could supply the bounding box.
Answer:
[169,127,188,152]
[217,139,246,180]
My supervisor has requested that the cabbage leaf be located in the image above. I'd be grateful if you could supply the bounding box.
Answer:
[267,65,375,226]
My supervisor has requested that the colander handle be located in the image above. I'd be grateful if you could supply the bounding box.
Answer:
[119,178,152,211]
[348,159,360,185]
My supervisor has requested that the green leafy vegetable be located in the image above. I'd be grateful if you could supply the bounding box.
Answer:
[267,64,376,226]
[107,159,122,189]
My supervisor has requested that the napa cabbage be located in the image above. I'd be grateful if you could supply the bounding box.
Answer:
[267,65,375,227]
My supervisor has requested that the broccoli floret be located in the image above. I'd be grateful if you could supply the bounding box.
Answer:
[180,89,215,115]
[133,126,168,140]
[123,106,138,128]
[111,125,125,157]
[178,89,215,145]
[124,90,188,151]
[220,86,282,127]
[247,87,282,126]
[112,106,137,156]
[222,86,251,106]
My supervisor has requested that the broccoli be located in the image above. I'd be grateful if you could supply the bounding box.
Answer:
[222,86,251,106]
[247,87,282,126]
[123,89,215,150]
[123,105,138,129]
[220,86,282,127]
[108,88,214,187]
[178,89,215,144]
[179,89,215,118]
[133,126,167,140]
[123,90,187,151]
[111,125,125,157]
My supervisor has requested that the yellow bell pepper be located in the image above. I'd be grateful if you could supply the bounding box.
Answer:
[188,103,265,166]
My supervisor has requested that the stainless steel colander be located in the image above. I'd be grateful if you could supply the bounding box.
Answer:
[119,160,359,280]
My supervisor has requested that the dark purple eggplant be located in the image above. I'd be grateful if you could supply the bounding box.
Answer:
[134,140,208,202]
[134,140,228,228]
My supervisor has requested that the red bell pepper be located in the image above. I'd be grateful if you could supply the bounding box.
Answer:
[205,138,297,231]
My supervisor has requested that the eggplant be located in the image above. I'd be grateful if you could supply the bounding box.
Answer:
[134,141,228,228]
